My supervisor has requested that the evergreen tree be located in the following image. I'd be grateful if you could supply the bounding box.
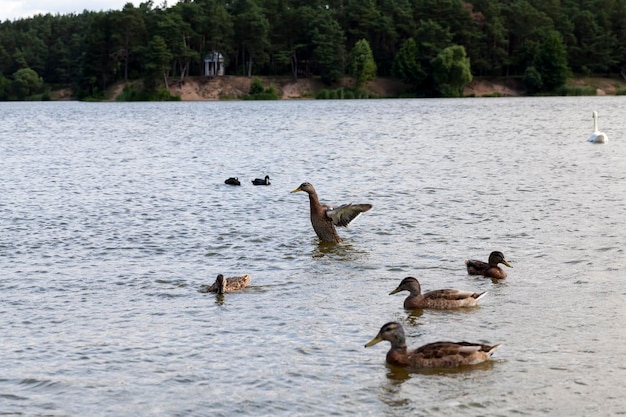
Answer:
[349,39,376,89]
[232,0,270,76]
[143,35,174,91]
[392,38,425,90]
[534,31,569,91]
[111,4,147,81]
[309,11,346,84]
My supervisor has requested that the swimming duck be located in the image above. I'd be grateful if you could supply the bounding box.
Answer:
[465,251,512,279]
[365,322,502,368]
[224,177,241,186]
[252,175,271,185]
[587,111,608,143]
[199,274,251,294]
[290,182,372,243]
[389,277,487,309]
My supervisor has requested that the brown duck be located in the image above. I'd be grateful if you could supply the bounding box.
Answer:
[199,274,250,294]
[465,251,512,279]
[365,322,502,368]
[389,277,487,309]
[291,182,372,243]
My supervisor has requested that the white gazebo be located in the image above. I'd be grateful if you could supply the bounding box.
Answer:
[204,51,224,77]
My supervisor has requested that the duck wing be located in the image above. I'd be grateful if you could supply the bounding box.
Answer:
[423,289,486,301]
[415,341,497,358]
[225,274,251,292]
[325,203,372,227]
[465,259,488,275]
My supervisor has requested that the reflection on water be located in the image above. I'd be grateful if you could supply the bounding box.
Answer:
[2,98,626,416]
[311,240,369,261]
[385,360,497,380]
[385,365,411,382]
[214,293,226,306]
[404,309,425,325]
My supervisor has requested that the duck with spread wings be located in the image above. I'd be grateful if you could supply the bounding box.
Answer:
[291,182,372,243]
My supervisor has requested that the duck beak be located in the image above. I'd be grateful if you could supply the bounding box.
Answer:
[291,186,302,193]
[389,287,402,295]
[502,260,512,268]
[364,334,383,348]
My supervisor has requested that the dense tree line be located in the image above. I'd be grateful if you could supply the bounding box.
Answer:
[1,0,625,100]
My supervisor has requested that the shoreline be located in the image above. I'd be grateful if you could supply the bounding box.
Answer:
[50,75,626,101]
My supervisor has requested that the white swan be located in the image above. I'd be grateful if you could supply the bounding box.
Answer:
[587,111,608,143]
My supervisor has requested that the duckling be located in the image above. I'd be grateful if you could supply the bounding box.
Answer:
[389,277,486,309]
[199,274,250,294]
[365,322,502,368]
[465,251,512,279]
[224,177,241,186]
[291,182,372,243]
[252,175,271,185]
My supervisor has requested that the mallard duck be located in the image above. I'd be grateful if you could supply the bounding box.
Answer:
[365,322,502,368]
[465,251,512,279]
[224,177,241,186]
[252,175,271,185]
[587,111,608,143]
[389,277,486,309]
[199,274,250,294]
[291,182,372,243]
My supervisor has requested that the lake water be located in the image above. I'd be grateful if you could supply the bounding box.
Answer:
[1,97,625,416]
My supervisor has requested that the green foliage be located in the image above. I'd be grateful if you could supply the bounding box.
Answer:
[523,66,543,94]
[143,35,173,76]
[249,77,265,95]
[557,85,597,96]
[309,12,346,85]
[1,0,626,100]
[480,92,503,98]
[533,31,570,92]
[246,78,278,100]
[392,38,426,89]
[233,0,270,76]
[348,39,377,89]
[315,87,376,100]
[115,82,180,101]
[10,68,44,100]
[0,76,8,99]
[432,45,473,97]
[414,19,455,95]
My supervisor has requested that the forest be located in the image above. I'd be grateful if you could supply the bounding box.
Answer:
[1,0,625,100]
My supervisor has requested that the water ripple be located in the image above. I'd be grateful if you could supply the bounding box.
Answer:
[2,99,626,416]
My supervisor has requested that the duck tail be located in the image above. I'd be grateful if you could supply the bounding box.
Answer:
[487,344,503,357]
[474,291,488,301]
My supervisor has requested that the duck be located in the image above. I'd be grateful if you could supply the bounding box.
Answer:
[389,277,487,309]
[465,251,512,279]
[224,177,241,186]
[252,175,271,185]
[290,182,372,243]
[587,111,608,143]
[365,321,502,368]
[199,274,251,294]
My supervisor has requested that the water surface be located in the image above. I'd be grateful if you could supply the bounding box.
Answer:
[1,97,625,416]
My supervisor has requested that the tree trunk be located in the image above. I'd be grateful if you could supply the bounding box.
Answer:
[180,61,189,82]
[291,53,298,79]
